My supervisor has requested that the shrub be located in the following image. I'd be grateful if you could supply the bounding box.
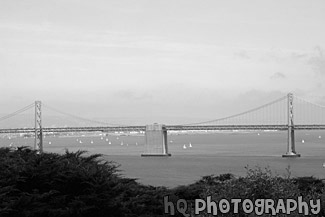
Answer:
[198,166,324,217]
[0,147,167,217]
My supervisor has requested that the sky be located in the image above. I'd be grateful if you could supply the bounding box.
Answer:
[0,0,325,125]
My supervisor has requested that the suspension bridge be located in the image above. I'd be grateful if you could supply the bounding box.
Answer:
[0,93,325,157]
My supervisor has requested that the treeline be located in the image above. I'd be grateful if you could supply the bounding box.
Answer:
[0,147,324,217]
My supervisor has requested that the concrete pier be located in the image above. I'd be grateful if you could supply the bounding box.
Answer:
[141,123,171,157]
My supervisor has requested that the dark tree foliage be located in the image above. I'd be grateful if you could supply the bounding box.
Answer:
[1,147,325,217]
[293,176,324,194]
[0,147,168,217]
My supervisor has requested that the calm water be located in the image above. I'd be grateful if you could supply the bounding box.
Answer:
[1,130,325,188]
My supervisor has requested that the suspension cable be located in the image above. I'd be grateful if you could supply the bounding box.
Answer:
[294,96,325,108]
[0,103,35,122]
[180,95,288,125]
[42,103,126,127]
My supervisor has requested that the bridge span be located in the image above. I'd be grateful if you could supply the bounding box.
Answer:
[1,93,325,157]
[1,124,325,135]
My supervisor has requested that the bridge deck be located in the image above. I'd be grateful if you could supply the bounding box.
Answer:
[1,125,325,134]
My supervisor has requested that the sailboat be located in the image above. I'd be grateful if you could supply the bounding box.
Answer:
[79,140,83,144]
[189,143,192,148]
[108,141,112,145]
[302,139,305,143]
[183,144,187,149]
[91,140,94,144]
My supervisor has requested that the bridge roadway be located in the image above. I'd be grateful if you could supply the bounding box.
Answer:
[1,124,325,134]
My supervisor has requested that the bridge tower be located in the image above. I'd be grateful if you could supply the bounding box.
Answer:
[282,93,300,157]
[141,123,171,157]
[34,101,43,154]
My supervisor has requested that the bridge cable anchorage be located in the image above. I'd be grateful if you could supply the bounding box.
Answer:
[0,103,35,122]
[42,103,127,127]
[179,95,288,126]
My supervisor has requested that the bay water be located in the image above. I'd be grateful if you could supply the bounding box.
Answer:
[1,130,325,188]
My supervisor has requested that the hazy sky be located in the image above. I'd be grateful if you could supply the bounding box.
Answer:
[1,0,325,125]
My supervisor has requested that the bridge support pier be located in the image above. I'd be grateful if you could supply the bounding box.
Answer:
[282,126,300,157]
[282,93,300,157]
[141,123,171,157]
[34,101,43,154]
